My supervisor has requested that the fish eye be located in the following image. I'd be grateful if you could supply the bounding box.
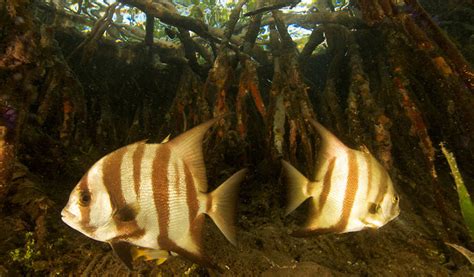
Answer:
[369,203,381,214]
[393,195,399,204]
[79,190,91,206]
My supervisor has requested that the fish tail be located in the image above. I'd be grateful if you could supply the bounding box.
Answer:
[206,168,247,246]
[282,160,310,216]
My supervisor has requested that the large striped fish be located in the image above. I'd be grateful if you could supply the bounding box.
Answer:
[61,118,247,269]
[282,119,400,236]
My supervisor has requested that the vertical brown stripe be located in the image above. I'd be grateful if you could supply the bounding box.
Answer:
[133,143,145,197]
[365,154,373,200]
[174,162,181,196]
[153,145,171,247]
[297,152,363,236]
[78,175,93,230]
[337,150,359,232]
[374,165,389,204]
[316,158,336,213]
[102,147,145,236]
[102,148,127,210]
[305,158,336,232]
[79,174,89,191]
[185,164,199,237]
[301,150,359,235]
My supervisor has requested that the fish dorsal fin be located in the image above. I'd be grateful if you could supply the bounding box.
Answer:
[168,117,221,192]
[109,240,134,270]
[133,139,148,145]
[308,118,348,160]
[161,134,171,144]
[359,144,371,155]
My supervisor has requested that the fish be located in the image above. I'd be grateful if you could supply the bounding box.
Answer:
[61,117,247,269]
[282,119,400,236]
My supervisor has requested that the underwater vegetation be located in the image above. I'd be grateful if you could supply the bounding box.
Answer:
[8,232,42,271]
[440,143,474,265]
[441,143,474,240]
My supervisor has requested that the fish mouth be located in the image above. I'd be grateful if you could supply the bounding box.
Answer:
[61,208,72,219]
[61,209,77,226]
[61,208,100,238]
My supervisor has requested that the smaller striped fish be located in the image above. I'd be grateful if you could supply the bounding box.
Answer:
[282,119,400,236]
[61,117,247,269]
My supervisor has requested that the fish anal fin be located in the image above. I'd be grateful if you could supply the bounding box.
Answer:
[172,214,205,259]
[295,202,349,236]
[293,202,347,236]
[159,233,215,269]
[281,160,311,216]
[206,169,247,245]
[168,117,224,192]
[109,240,134,270]
[172,246,215,269]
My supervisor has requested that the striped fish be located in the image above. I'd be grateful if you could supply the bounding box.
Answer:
[61,118,247,269]
[282,119,400,236]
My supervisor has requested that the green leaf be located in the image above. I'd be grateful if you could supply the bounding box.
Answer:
[441,143,474,239]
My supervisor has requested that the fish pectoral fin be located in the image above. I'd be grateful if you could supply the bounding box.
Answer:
[114,203,139,222]
[367,202,381,215]
[109,240,134,270]
[132,247,169,263]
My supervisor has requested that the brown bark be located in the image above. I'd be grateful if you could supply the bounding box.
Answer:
[404,0,474,91]
[318,25,347,136]
[0,125,15,203]
[145,13,155,46]
[299,29,325,63]
[266,11,317,175]
[345,31,393,168]
[120,0,219,43]
[68,2,120,62]
[236,12,266,140]
[0,1,38,204]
